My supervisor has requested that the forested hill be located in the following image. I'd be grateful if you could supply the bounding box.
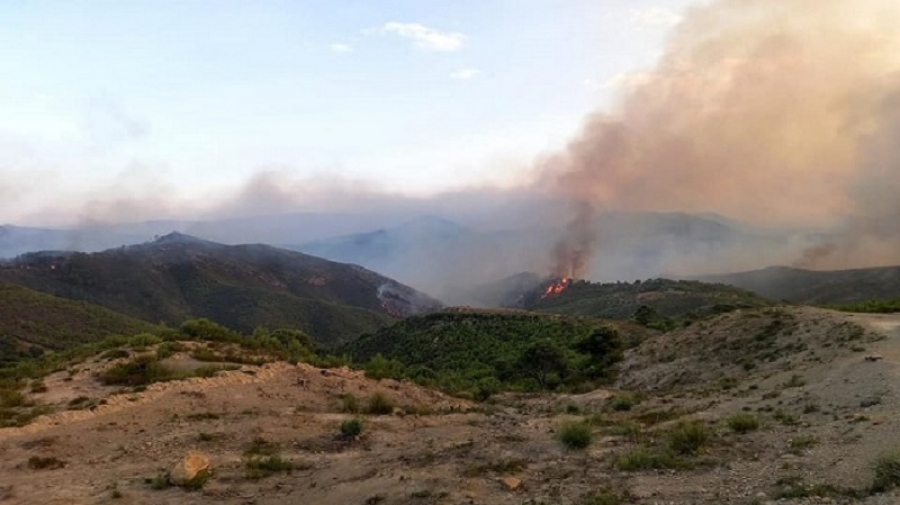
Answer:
[339,309,652,395]
[0,233,441,346]
[0,281,155,366]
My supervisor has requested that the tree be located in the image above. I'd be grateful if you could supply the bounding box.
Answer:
[518,339,569,389]
[634,305,658,326]
[574,327,623,379]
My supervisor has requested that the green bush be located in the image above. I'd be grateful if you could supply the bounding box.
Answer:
[244,437,280,457]
[340,394,360,414]
[245,455,294,479]
[726,413,760,434]
[615,447,681,471]
[149,473,170,490]
[98,355,179,386]
[340,417,364,438]
[666,420,712,455]
[608,393,638,412]
[0,388,27,408]
[873,451,900,492]
[365,392,395,415]
[557,421,593,450]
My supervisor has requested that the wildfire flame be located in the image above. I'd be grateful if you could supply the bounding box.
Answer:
[541,277,571,299]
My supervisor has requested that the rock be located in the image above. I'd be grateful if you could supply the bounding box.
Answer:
[500,477,522,491]
[169,450,212,487]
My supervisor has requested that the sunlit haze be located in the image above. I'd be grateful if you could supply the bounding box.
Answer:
[1,0,689,225]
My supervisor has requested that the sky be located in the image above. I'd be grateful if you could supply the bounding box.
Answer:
[0,0,693,225]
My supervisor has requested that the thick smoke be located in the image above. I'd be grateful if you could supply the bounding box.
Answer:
[543,0,900,273]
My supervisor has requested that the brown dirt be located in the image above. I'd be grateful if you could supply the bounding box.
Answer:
[1,307,900,505]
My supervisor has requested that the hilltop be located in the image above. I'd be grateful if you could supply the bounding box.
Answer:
[517,277,771,321]
[700,265,900,305]
[0,233,441,346]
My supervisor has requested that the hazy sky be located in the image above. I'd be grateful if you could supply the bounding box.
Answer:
[1,0,693,225]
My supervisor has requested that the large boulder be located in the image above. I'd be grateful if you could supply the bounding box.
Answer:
[169,450,212,487]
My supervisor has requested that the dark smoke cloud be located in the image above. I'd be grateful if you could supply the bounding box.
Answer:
[542,0,900,274]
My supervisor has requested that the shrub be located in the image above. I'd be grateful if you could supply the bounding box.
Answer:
[0,388,27,408]
[578,488,628,505]
[340,417,364,438]
[726,413,760,434]
[365,392,395,415]
[340,394,360,414]
[245,455,294,479]
[873,451,900,492]
[790,435,818,453]
[615,447,681,471]
[463,459,527,477]
[608,393,638,412]
[244,437,280,456]
[666,420,712,455]
[98,355,178,386]
[27,456,65,470]
[149,473,170,490]
[557,421,593,450]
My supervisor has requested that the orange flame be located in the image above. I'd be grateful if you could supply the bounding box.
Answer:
[541,278,571,299]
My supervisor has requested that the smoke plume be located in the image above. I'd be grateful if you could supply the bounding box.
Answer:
[543,0,900,274]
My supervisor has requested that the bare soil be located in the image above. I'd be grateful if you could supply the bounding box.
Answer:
[1,307,899,505]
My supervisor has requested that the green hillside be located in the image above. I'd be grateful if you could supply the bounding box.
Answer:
[340,309,637,395]
[701,265,900,305]
[0,282,154,366]
[527,278,772,320]
[0,233,441,346]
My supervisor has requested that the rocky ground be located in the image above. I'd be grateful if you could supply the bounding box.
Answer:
[1,307,899,505]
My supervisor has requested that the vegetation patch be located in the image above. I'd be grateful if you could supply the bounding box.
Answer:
[27,456,65,470]
[462,459,528,477]
[666,420,713,456]
[340,417,364,438]
[872,451,900,492]
[615,447,684,472]
[365,392,396,415]
[726,413,760,434]
[245,455,296,480]
[557,420,594,450]
[339,311,624,396]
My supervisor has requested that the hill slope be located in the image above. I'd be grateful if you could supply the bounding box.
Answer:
[701,265,900,304]
[0,282,154,366]
[0,233,441,345]
[523,278,772,320]
[340,308,651,393]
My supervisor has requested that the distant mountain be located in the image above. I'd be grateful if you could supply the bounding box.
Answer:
[0,281,154,366]
[285,211,808,304]
[700,265,900,304]
[295,216,469,267]
[0,233,442,346]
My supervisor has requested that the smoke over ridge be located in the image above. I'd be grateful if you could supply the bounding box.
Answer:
[545,0,900,277]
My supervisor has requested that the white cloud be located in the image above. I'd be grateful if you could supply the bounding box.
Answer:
[450,68,480,80]
[629,7,682,27]
[381,22,466,52]
[329,43,353,54]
